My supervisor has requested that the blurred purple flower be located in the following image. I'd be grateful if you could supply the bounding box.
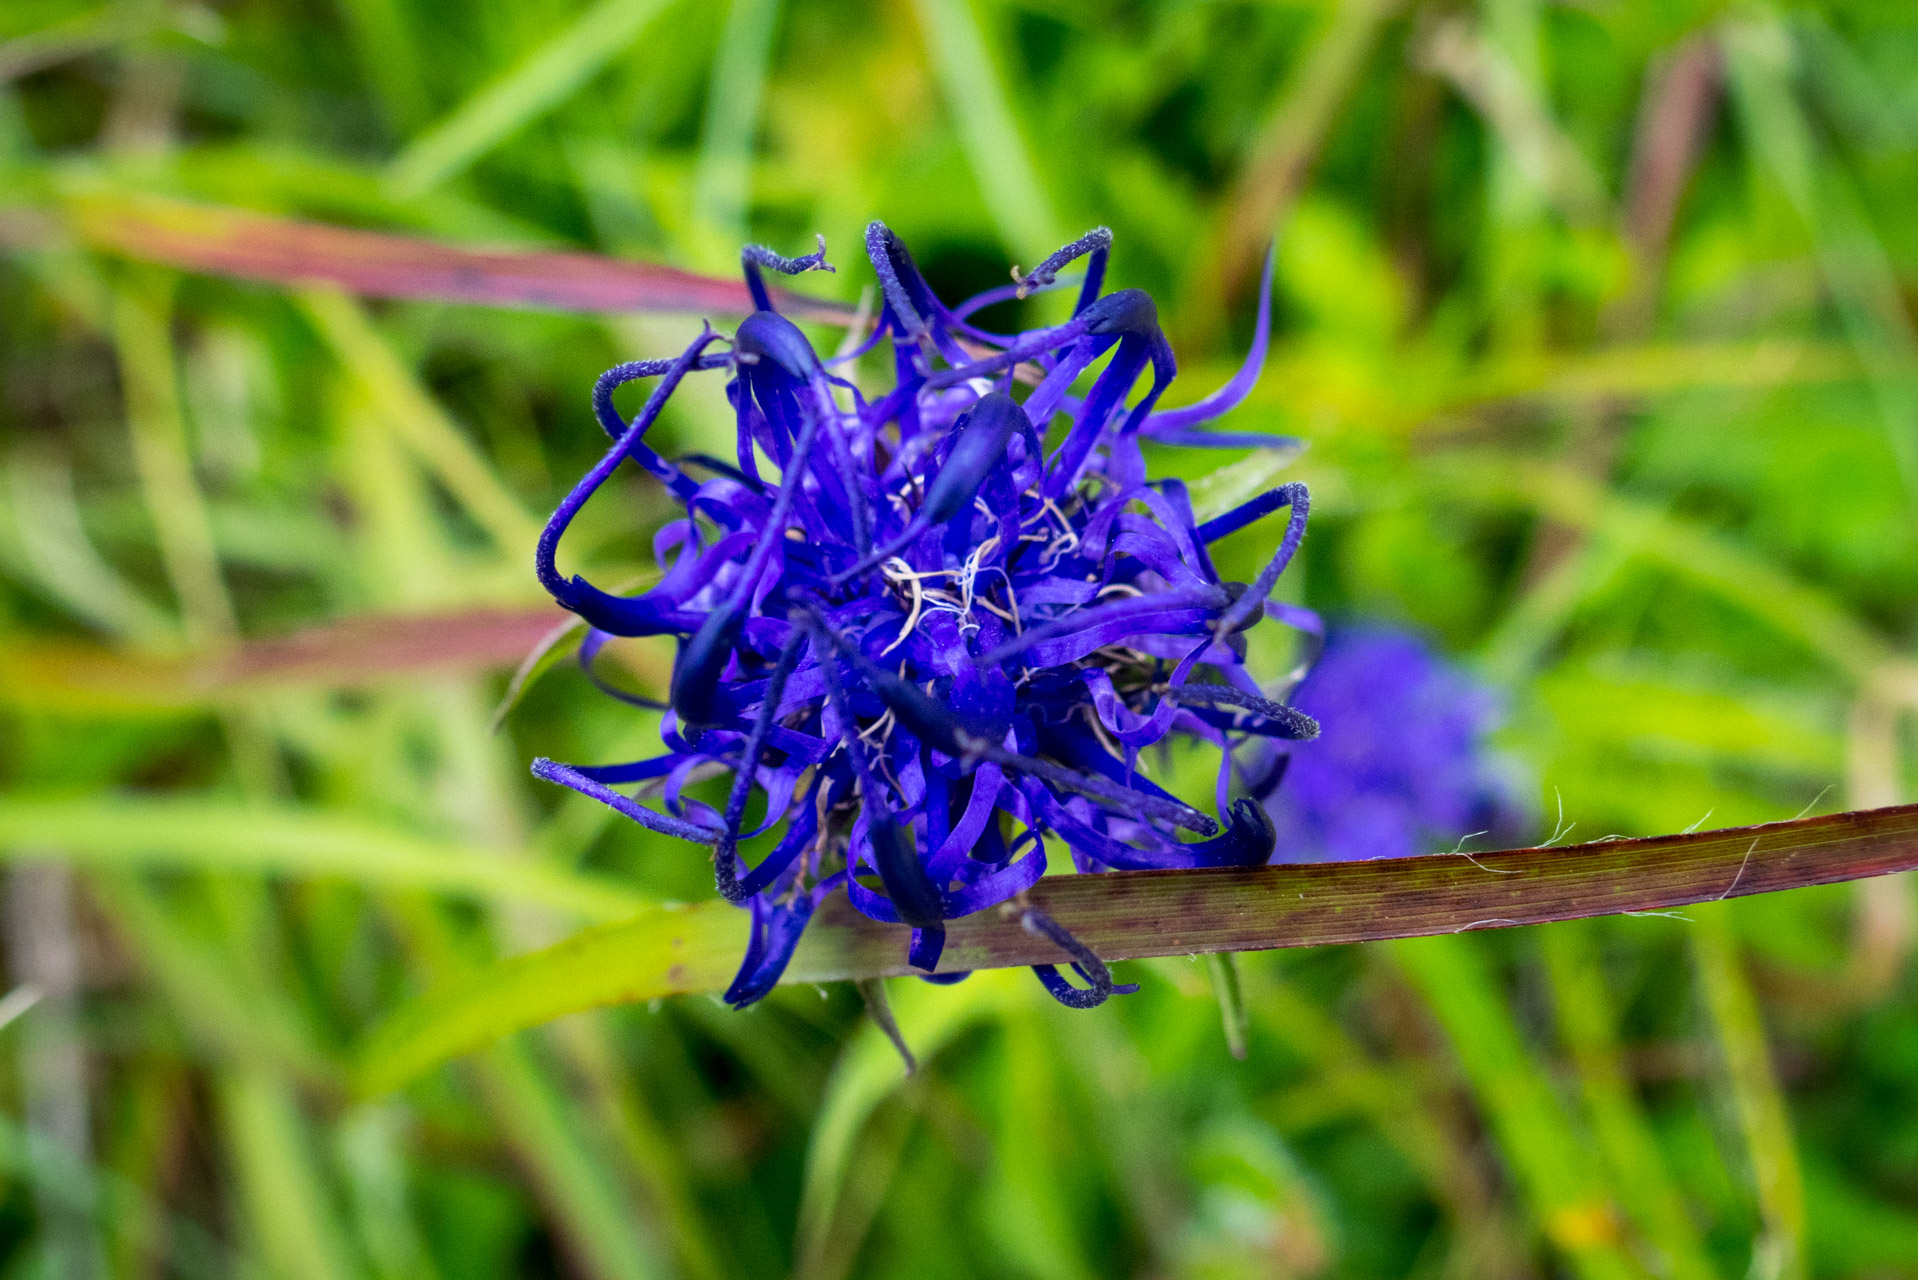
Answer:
[1264,628,1526,862]
[530,224,1318,1008]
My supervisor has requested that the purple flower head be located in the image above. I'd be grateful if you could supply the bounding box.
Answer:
[1263,627,1527,862]
[532,226,1316,1008]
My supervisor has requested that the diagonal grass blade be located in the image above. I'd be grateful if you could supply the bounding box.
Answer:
[66,194,853,320]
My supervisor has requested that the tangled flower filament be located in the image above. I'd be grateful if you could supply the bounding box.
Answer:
[532,224,1317,1009]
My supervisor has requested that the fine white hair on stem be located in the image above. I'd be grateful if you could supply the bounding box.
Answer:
[1718,835,1762,901]
[1537,788,1575,847]
[1791,785,1835,821]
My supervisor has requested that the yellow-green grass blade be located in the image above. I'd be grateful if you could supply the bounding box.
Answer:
[0,798,648,921]
[385,0,679,199]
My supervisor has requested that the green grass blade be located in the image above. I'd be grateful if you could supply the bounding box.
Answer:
[0,1105,247,1279]
[1434,454,1887,680]
[90,875,340,1086]
[909,0,1063,262]
[385,0,677,199]
[545,1017,730,1280]
[298,287,542,556]
[0,799,649,920]
[793,973,1016,1270]
[110,274,236,644]
[1248,960,1523,1262]
[692,0,782,246]
[0,5,166,85]
[215,1068,365,1280]
[1213,0,1402,296]
[1186,447,1305,525]
[0,448,180,647]
[475,1040,669,1280]
[332,0,430,134]
[985,1005,1100,1280]
[1722,15,1918,506]
[336,1104,442,1280]
[356,903,747,1095]
[1204,952,1249,1060]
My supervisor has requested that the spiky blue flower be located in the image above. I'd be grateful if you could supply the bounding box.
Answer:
[1260,627,1527,862]
[532,224,1316,1008]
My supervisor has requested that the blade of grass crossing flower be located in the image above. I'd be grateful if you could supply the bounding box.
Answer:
[910,0,1064,263]
[693,0,782,248]
[357,805,1918,1090]
[0,799,649,920]
[475,1040,670,1280]
[1691,904,1806,1280]
[299,288,542,556]
[794,973,1017,1270]
[1541,921,1718,1280]
[1392,934,1642,1280]
[386,0,678,198]
[214,1069,365,1280]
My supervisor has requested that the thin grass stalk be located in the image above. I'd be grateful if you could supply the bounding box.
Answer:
[1542,921,1717,1280]
[1392,934,1641,1280]
[1691,905,1806,1280]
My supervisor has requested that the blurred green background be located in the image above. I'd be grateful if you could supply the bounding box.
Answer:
[3,0,1918,1276]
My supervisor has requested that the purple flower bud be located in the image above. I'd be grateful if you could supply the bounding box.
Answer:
[1265,627,1527,862]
